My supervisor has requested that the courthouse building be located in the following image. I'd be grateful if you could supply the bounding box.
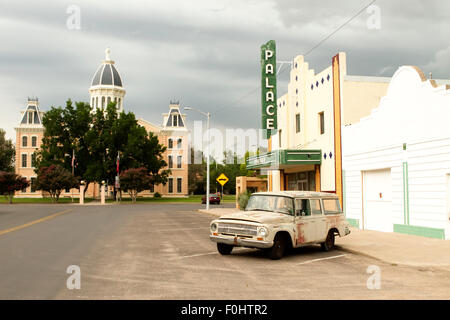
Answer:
[14,49,189,198]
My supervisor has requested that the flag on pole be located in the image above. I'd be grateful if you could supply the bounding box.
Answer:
[71,150,75,174]
[116,152,120,174]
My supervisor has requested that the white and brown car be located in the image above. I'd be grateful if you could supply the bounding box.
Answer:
[209,191,350,259]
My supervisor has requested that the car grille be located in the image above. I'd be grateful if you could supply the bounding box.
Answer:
[218,223,257,236]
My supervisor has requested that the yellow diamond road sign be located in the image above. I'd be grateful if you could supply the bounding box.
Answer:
[216,173,229,186]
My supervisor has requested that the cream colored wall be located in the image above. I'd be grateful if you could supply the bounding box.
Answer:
[273,52,391,193]
[276,55,338,191]
[342,78,389,125]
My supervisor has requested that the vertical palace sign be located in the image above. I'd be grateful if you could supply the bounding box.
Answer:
[261,40,277,139]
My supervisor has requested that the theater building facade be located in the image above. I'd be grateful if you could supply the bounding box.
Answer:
[247,52,390,206]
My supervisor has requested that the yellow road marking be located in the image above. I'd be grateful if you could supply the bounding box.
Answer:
[0,209,73,236]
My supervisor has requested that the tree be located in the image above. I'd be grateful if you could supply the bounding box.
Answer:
[35,165,78,203]
[0,172,29,204]
[0,129,15,172]
[188,148,206,195]
[119,167,153,203]
[36,100,169,196]
[35,100,93,192]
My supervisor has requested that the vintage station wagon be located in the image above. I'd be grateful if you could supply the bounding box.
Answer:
[209,191,351,259]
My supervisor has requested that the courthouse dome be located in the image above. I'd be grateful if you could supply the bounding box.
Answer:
[90,48,123,87]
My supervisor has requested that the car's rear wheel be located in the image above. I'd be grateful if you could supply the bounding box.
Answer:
[217,243,233,255]
[321,230,335,252]
[267,234,286,260]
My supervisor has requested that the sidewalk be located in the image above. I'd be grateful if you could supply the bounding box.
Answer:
[198,207,450,267]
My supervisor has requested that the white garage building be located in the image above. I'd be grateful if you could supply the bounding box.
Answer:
[343,66,450,239]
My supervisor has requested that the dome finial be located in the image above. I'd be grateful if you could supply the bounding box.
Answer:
[105,47,111,61]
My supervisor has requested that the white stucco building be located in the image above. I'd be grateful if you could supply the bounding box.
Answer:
[343,66,450,239]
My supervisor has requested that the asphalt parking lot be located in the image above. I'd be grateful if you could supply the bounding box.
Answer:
[0,203,449,299]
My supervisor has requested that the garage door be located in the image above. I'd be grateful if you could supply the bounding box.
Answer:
[363,169,393,232]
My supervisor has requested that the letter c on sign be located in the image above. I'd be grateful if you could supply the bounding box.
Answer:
[266,105,274,116]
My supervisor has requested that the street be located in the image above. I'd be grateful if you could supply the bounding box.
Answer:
[0,203,449,299]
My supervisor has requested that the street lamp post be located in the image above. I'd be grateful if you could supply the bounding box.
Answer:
[184,106,211,210]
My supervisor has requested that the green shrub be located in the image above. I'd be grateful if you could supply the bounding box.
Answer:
[237,190,252,210]
[153,192,162,198]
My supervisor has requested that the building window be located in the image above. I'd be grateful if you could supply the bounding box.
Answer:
[22,136,28,147]
[96,97,98,108]
[31,153,37,168]
[118,98,121,109]
[168,139,173,149]
[102,96,105,108]
[173,114,178,127]
[22,177,27,193]
[177,156,182,168]
[30,177,37,193]
[32,136,37,147]
[22,154,27,168]
[319,112,325,135]
[296,114,301,133]
[177,138,182,149]
[168,155,173,168]
[107,97,111,106]
[177,178,182,193]
[168,178,173,193]
[91,97,94,107]
[28,111,34,124]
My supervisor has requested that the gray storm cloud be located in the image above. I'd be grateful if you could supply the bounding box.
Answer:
[1,0,449,142]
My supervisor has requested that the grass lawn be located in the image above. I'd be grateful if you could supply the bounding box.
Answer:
[108,194,236,203]
[1,195,236,204]
[0,197,94,204]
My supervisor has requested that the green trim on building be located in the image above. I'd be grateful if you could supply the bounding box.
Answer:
[346,218,359,228]
[394,224,445,240]
[246,149,322,169]
[402,162,410,225]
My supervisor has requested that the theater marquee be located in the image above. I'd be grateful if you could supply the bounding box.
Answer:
[261,40,277,139]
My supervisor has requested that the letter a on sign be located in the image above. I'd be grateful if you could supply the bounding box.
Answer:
[261,40,277,139]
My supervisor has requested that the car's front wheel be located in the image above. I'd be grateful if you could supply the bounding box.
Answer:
[321,230,335,252]
[267,234,286,260]
[217,243,233,255]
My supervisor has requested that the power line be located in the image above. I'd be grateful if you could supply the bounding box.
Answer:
[215,0,377,116]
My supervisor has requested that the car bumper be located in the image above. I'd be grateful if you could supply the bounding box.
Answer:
[210,235,273,249]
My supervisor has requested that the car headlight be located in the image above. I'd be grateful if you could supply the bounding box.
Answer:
[257,227,268,237]
[210,223,218,232]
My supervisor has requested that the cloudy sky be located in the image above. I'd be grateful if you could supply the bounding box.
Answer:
[1,0,450,147]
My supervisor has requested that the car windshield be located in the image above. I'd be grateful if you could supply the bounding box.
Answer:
[245,195,294,216]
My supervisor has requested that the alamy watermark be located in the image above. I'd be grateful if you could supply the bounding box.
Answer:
[66,265,81,290]
[66,5,81,30]
[366,265,381,289]
[366,4,381,30]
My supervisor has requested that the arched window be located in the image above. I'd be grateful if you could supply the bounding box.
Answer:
[118,98,121,109]
[91,97,94,107]
[168,139,173,149]
[102,96,105,108]
[96,97,98,108]
[177,138,182,149]
[107,97,111,106]
[31,136,37,147]
[22,136,28,147]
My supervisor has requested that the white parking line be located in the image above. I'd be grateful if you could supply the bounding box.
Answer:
[296,254,348,265]
[175,248,248,260]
